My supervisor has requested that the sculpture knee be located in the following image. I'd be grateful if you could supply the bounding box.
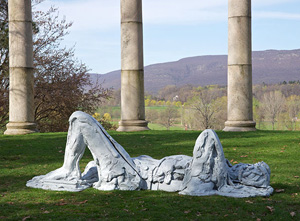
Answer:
[69,111,96,125]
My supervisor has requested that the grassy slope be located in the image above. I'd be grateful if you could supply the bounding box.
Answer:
[0,130,300,220]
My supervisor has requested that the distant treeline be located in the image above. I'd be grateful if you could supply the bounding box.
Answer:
[100,81,300,131]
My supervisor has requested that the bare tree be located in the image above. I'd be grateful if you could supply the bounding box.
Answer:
[189,89,221,130]
[158,105,179,130]
[260,91,286,130]
[286,95,300,130]
[213,96,227,130]
[146,109,159,124]
[253,97,266,129]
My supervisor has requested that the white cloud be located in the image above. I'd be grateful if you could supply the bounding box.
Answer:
[254,11,300,20]
[253,0,297,7]
[143,0,227,25]
[35,0,300,30]
[35,0,120,31]
[35,0,228,31]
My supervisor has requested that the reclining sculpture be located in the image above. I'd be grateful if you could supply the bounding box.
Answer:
[27,111,273,198]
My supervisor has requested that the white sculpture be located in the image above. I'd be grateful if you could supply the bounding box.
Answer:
[27,111,273,197]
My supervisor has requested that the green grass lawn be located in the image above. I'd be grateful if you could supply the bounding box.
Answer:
[1,130,300,220]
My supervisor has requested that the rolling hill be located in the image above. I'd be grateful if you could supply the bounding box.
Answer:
[89,49,300,94]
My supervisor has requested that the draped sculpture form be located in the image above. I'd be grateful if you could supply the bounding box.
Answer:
[27,111,273,198]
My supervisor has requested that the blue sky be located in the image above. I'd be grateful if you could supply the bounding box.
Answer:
[36,0,300,74]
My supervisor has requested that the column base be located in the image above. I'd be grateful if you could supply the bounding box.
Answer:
[223,121,256,132]
[4,122,38,135]
[117,120,150,132]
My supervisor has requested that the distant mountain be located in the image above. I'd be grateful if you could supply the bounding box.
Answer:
[89,49,300,94]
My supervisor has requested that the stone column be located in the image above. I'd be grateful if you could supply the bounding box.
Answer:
[117,0,149,131]
[5,0,37,135]
[224,0,256,131]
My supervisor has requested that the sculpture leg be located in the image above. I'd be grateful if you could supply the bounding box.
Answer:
[27,111,145,192]
[25,113,91,191]
[44,116,87,181]
[68,111,145,191]
[61,124,86,177]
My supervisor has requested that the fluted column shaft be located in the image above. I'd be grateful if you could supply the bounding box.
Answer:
[117,0,149,131]
[224,0,256,132]
[5,0,37,135]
